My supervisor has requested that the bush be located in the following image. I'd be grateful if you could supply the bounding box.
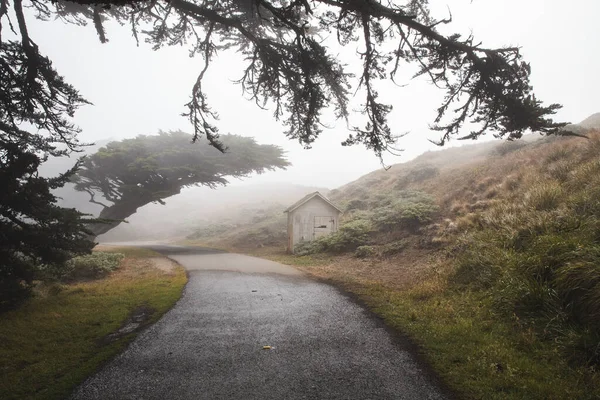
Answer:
[354,245,376,258]
[62,252,124,281]
[371,191,438,232]
[345,199,368,211]
[368,193,393,208]
[380,240,408,256]
[295,220,372,255]
[503,174,522,191]
[555,257,600,330]
[321,220,372,253]
[546,160,574,182]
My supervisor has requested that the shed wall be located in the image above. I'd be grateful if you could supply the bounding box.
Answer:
[288,197,340,252]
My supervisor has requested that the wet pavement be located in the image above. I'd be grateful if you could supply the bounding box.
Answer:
[71,245,449,400]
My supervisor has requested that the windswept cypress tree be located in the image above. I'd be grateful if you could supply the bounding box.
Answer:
[74,132,290,238]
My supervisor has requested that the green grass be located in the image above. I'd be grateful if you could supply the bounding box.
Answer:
[349,281,600,399]
[0,247,187,400]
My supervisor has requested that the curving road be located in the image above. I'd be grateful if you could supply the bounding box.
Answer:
[71,245,450,400]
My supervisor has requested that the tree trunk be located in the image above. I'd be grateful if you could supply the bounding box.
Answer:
[87,201,144,239]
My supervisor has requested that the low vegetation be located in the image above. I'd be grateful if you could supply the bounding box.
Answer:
[370,190,438,232]
[61,252,125,281]
[201,124,600,398]
[0,246,187,400]
[295,220,373,255]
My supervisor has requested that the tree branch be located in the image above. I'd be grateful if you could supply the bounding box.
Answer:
[83,188,110,209]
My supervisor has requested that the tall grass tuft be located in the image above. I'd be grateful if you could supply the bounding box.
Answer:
[525,182,563,211]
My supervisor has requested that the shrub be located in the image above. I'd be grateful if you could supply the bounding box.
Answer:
[62,252,124,281]
[555,256,600,330]
[0,268,33,312]
[355,245,376,258]
[380,240,408,256]
[322,220,372,253]
[369,193,394,208]
[371,191,438,232]
[342,210,371,224]
[503,174,522,191]
[294,240,323,256]
[345,199,368,211]
[296,220,372,255]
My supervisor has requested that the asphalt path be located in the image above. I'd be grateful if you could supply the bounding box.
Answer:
[71,244,449,400]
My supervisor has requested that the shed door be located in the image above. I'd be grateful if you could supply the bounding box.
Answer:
[313,216,335,239]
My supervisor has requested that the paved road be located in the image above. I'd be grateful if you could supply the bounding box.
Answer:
[71,245,449,400]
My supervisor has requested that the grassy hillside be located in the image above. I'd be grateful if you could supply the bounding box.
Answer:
[198,114,600,398]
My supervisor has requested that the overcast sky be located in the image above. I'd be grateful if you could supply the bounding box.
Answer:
[29,0,600,189]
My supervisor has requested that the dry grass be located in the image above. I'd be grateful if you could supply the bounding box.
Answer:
[304,250,439,289]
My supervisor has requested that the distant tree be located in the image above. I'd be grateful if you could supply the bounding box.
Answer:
[5,0,567,160]
[74,132,290,237]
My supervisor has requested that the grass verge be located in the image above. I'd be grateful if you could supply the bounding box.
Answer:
[0,247,187,400]
[352,281,600,400]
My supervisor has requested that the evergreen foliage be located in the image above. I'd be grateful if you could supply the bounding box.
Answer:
[11,0,569,157]
[1,1,97,308]
[0,149,95,309]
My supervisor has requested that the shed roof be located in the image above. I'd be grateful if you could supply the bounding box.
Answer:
[283,191,343,214]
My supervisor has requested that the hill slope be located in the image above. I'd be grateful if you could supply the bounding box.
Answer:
[579,112,600,129]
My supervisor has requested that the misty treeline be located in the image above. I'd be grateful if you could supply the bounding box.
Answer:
[1,0,568,308]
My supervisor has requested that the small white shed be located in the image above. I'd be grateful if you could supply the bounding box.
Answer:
[284,192,342,253]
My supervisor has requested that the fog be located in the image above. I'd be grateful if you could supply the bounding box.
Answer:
[28,1,600,242]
